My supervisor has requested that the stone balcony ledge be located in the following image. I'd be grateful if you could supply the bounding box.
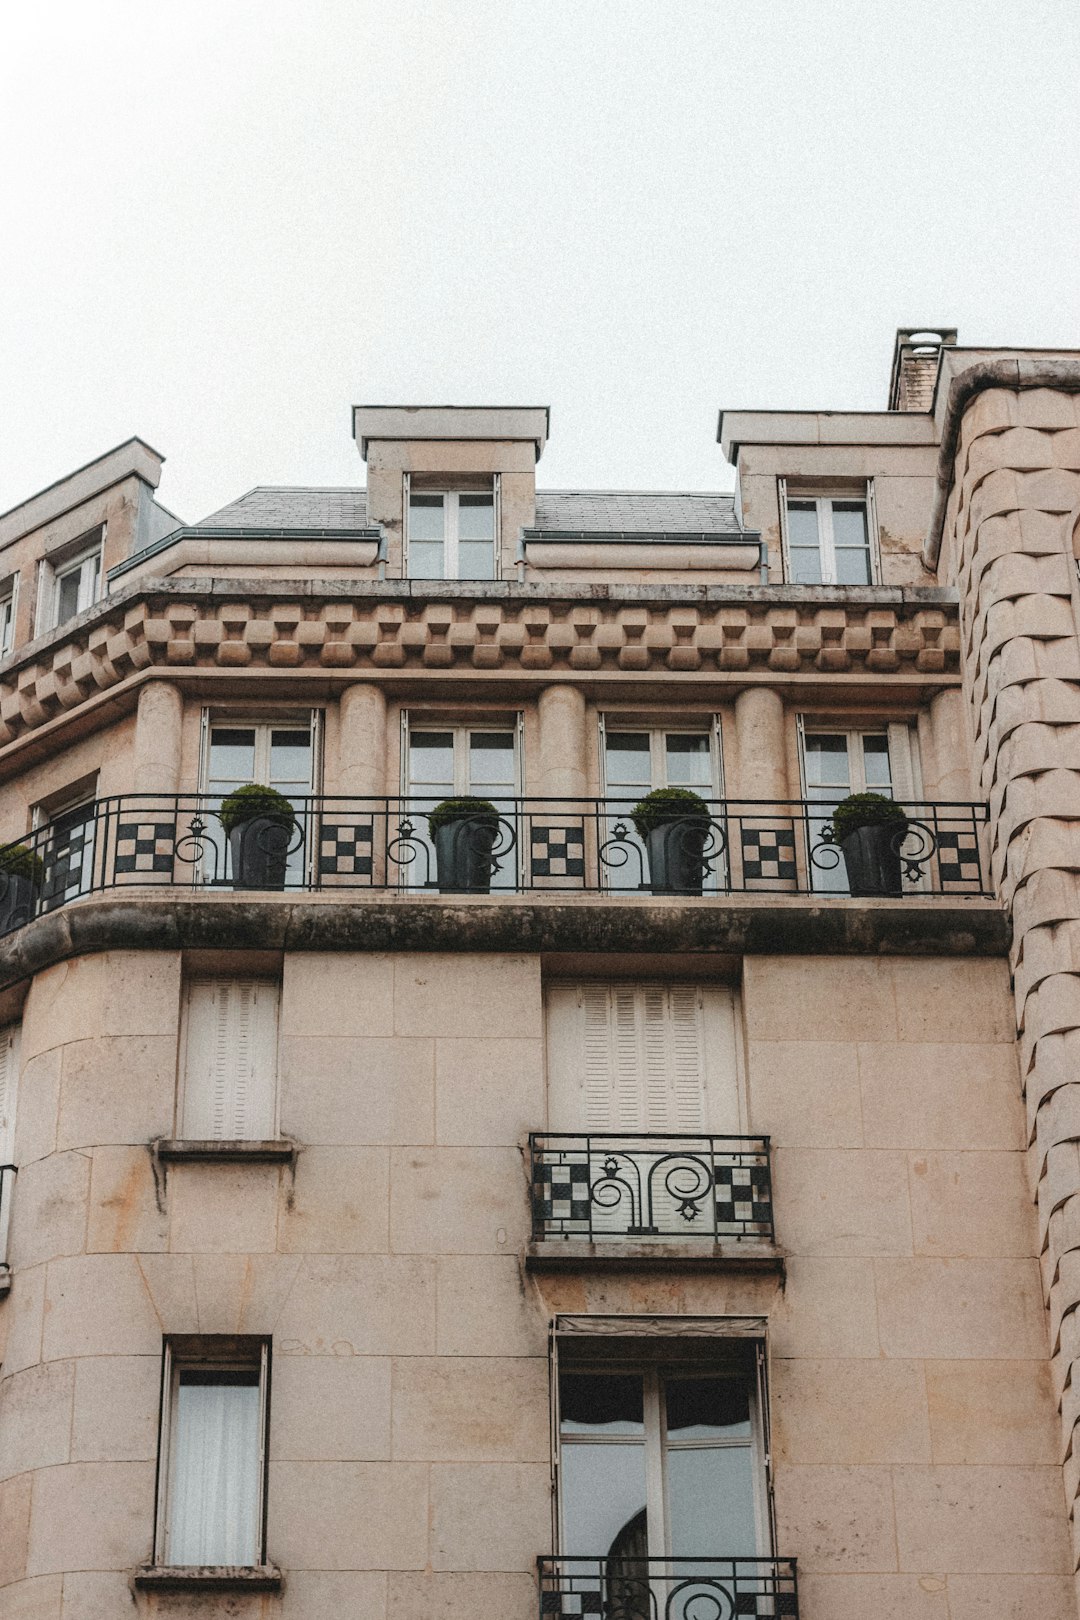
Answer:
[525,1238,785,1273]
[0,888,1010,994]
[133,1564,283,1593]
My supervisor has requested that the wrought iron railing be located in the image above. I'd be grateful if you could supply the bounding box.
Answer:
[0,792,991,941]
[530,1134,773,1244]
[0,1164,15,1285]
[537,1555,798,1620]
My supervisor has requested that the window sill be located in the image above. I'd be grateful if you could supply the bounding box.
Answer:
[154,1138,297,1164]
[134,1564,283,1592]
[525,1238,785,1275]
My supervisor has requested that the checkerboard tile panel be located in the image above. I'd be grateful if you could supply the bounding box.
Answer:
[531,824,586,881]
[740,824,797,885]
[318,821,374,878]
[114,819,177,875]
[714,1161,773,1236]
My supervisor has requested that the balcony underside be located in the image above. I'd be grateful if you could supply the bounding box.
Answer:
[525,1238,785,1273]
[0,888,1009,992]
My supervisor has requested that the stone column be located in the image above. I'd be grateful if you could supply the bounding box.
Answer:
[537,685,588,799]
[926,686,973,801]
[945,375,1080,1577]
[733,687,788,800]
[338,683,387,798]
[133,680,183,793]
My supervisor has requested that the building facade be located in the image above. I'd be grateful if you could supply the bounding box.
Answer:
[0,329,1078,1617]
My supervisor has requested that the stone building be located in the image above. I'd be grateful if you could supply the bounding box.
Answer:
[0,328,1078,1618]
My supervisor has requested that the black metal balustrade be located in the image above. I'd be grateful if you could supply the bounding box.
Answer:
[530,1134,774,1244]
[538,1556,798,1620]
[0,792,991,942]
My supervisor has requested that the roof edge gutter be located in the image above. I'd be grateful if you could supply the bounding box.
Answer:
[923,357,1080,570]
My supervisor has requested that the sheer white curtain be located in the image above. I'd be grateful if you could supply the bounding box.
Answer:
[168,1376,261,1565]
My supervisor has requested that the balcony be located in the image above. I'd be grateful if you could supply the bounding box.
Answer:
[0,793,992,944]
[537,1556,798,1620]
[527,1134,778,1271]
[0,1163,15,1293]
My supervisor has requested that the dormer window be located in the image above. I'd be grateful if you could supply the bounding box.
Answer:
[781,486,876,585]
[0,576,16,657]
[406,490,496,580]
[44,528,104,630]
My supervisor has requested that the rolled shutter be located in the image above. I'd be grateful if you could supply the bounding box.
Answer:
[182,979,279,1140]
[546,984,739,1133]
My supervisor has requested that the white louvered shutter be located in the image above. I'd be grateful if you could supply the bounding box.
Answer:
[0,1023,20,1162]
[182,980,279,1140]
[545,984,740,1134]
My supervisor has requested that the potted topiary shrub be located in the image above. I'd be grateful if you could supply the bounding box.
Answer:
[427,797,500,893]
[830,792,909,897]
[630,787,712,895]
[219,784,297,890]
[0,842,43,934]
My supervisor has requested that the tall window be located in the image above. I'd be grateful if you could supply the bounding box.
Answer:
[802,723,918,892]
[407,490,496,579]
[179,978,280,1141]
[0,577,16,657]
[202,717,315,884]
[783,491,874,584]
[602,724,721,890]
[404,720,519,887]
[557,1352,769,1569]
[50,531,103,627]
[156,1338,269,1568]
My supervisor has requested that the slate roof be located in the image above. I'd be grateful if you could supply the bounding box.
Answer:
[191,486,742,537]
[195,487,370,531]
[531,490,741,535]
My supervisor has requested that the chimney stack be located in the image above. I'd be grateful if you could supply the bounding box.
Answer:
[888,327,957,411]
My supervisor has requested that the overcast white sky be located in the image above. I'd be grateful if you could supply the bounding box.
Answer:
[2,1,1078,524]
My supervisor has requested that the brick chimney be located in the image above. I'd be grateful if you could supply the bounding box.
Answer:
[888,328,957,411]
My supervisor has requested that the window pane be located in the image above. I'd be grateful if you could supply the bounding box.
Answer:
[789,547,823,584]
[666,1376,750,1440]
[409,494,445,541]
[862,734,892,791]
[457,494,495,540]
[831,503,868,546]
[269,729,311,788]
[605,733,652,791]
[803,734,850,795]
[468,732,515,789]
[409,540,444,580]
[56,568,81,623]
[169,1373,261,1564]
[561,1442,648,1559]
[560,1372,644,1435]
[457,539,495,580]
[667,1444,757,1557]
[665,734,711,788]
[209,728,256,785]
[409,731,455,792]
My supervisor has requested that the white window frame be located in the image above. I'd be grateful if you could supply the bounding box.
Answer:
[176,977,281,1142]
[599,717,725,801]
[403,477,500,580]
[0,574,18,658]
[153,1337,270,1569]
[40,529,104,631]
[554,1342,774,1561]
[400,711,524,799]
[778,480,880,586]
[796,717,921,803]
[198,711,321,795]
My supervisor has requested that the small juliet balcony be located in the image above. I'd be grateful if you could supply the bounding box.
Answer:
[526,1134,779,1271]
[537,1555,798,1620]
[0,792,992,946]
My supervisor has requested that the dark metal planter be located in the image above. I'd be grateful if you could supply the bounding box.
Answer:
[433,817,498,894]
[229,818,293,890]
[840,822,905,897]
[645,820,709,895]
[0,874,35,937]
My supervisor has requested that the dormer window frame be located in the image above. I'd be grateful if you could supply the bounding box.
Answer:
[403,473,501,581]
[778,479,880,587]
[0,573,18,658]
[39,526,105,632]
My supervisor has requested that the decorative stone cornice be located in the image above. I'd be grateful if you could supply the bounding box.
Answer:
[0,577,960,750]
